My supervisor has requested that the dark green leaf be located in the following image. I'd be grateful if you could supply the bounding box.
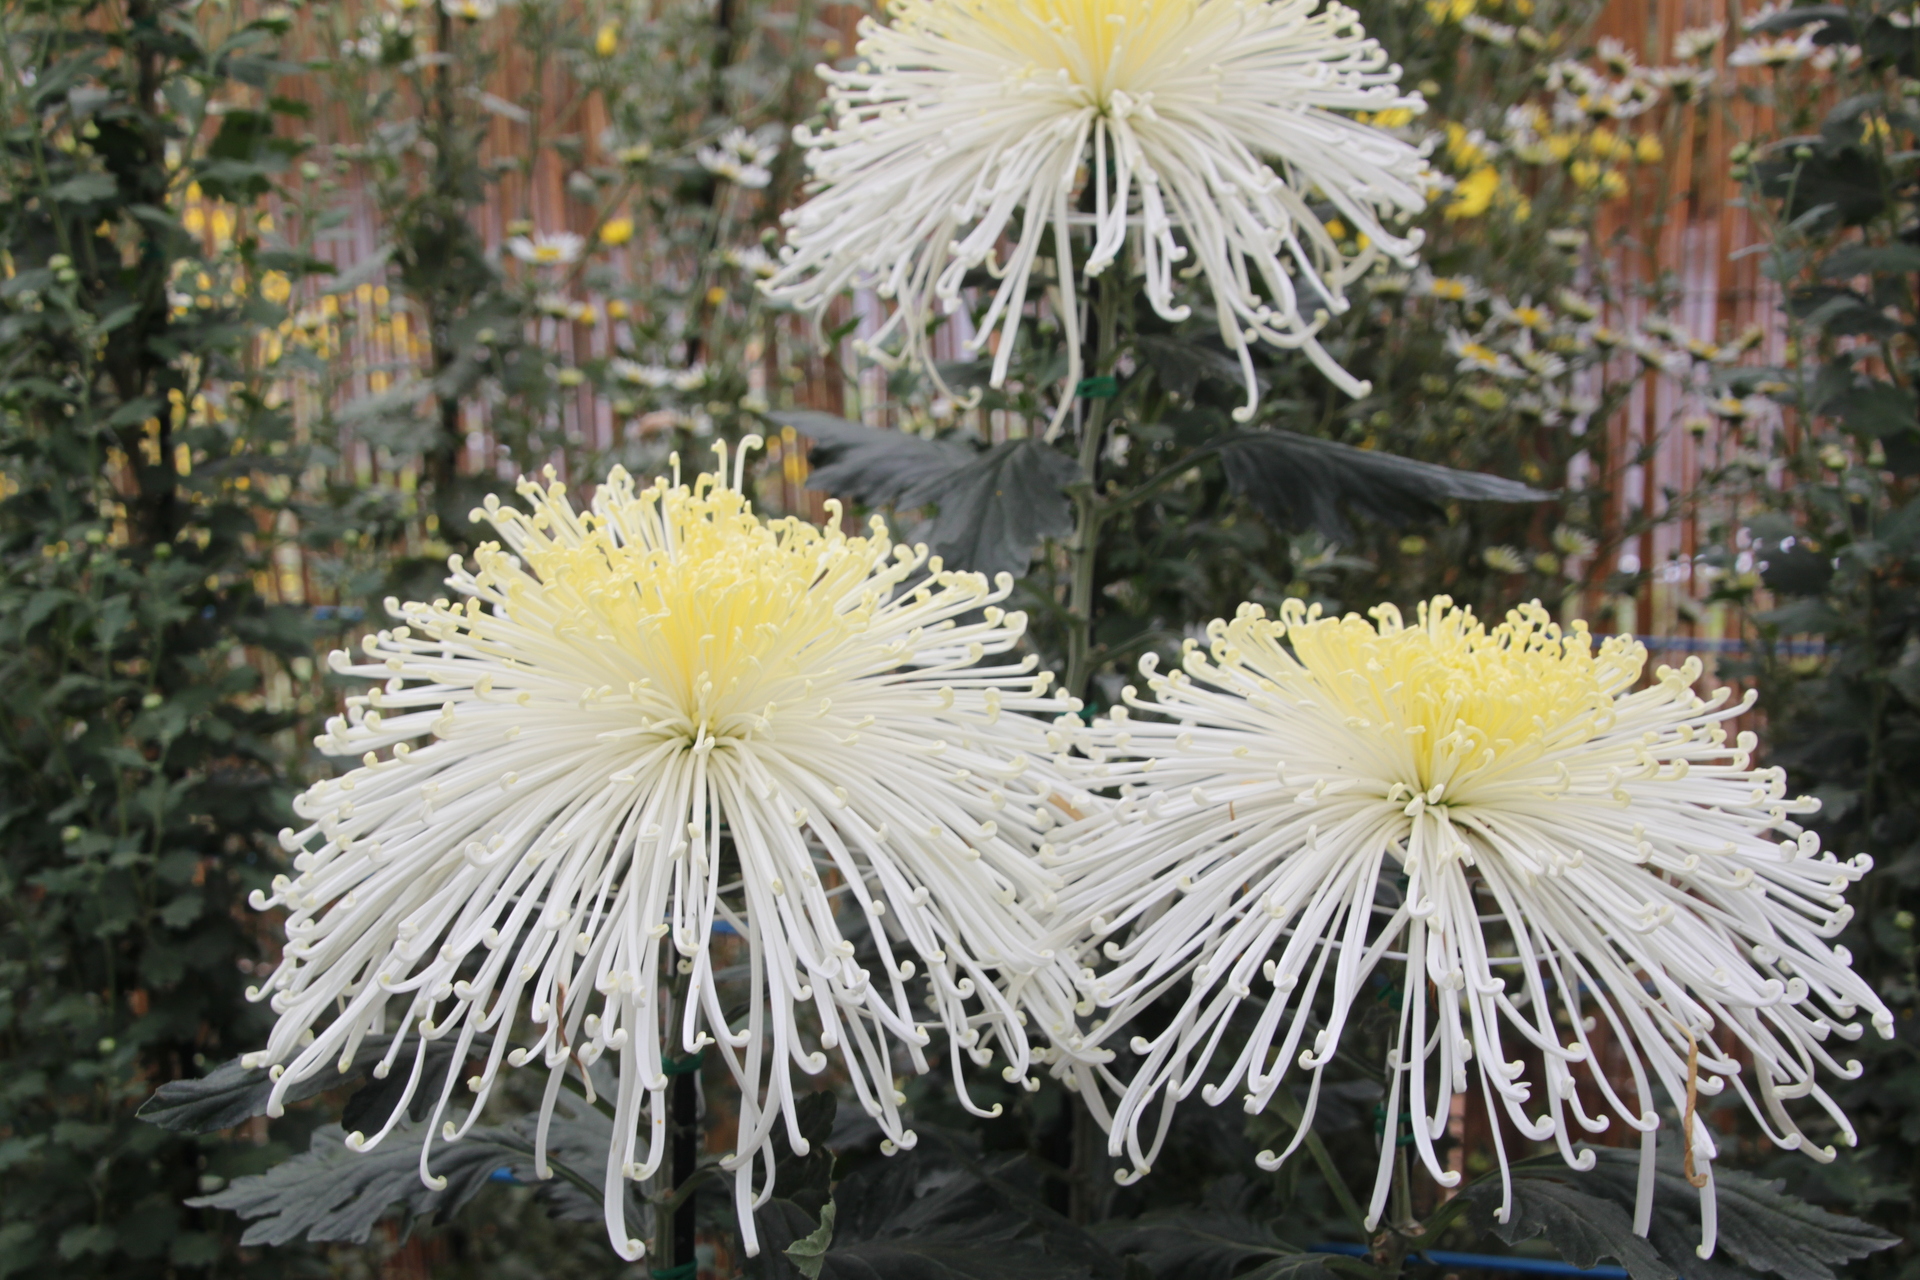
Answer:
[339,1039,463,1135]
[909,440,1078,580]
[1817,381,1915,438]
[196,109,296,202]
[818,1147,1100,1280]
[191,1089,632,1246]
[1135,335,1258,401]
[138,1036,421,1134]
[1745,6,1855,41]
[46,173,117,204]
[1754,598,1844,634]
[786,1201,836,1279]
[1458,1149,1897,1280]
[749,1090,842,1280]
[189,1122,506,1246]
[1755,147,1886,228]
[1882,431,1920,476]
[782,410,1077,578]
[1664,1158,1895,1280]
[57,1224,118,1260]
[1818,244,1920,277]
[254,249,335,276]
[1216,431,1547,539]
[1101,1179,1366,1280]
[775,409,975,509]
[1457,1164,1674,1280]
[1761,545,1836,596]
[1788,287,1901,338]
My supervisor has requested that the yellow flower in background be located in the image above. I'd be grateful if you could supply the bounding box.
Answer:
[1446,166,1500,219]
[594,20,618,56]
[1635,134,1665,164]
[1361,107,1417,128]
[1570,159,1626,194]
[259,271,292,305]
[599,216,634,246]
[1444,121,1488,167]
[1425,0,1475,20]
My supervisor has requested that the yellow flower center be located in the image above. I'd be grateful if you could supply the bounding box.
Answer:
[1280,597,1644,798]
[479,468,886,747]
[903,0,1200,102]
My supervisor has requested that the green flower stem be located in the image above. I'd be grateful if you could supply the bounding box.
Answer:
[1266,1082,1371,1240]
[1063,271,1125,704]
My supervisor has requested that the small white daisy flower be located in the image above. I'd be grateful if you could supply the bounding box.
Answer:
[1446,329,1525,379]
[610,359,709,392]
[698,127,777,189]
[721,244,779,279]
[507,231,586,268]
[763,0,1434,436]
[241,446,1087,1261]
[1481,544,1529,573]
[1729,31,1822,68]
[1672,22,1725,61]
[1460,14,1516,47]
[1048,598,1889,1256]
[1552,525,1600,559]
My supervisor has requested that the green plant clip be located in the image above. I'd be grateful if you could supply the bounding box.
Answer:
[662,1050,706,1076]
[1075,375,1119,399]
[650,1263,698,1280]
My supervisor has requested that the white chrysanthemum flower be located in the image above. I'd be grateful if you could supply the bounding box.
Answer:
[507,231,586,267]
[242,446,1088,1260]
[1047,598,1889,1256]
[763,0,1433,437]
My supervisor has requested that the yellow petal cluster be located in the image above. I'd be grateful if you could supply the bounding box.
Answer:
[1273,596,1643,795]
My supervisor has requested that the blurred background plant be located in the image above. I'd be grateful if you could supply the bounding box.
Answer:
[1682,0,1920,1251]
[4,0,1915,1277]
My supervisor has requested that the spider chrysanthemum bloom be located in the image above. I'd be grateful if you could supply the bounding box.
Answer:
[244,445,1086,1259]
[1049,597,1888,1255]
[762,0,1433,436]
